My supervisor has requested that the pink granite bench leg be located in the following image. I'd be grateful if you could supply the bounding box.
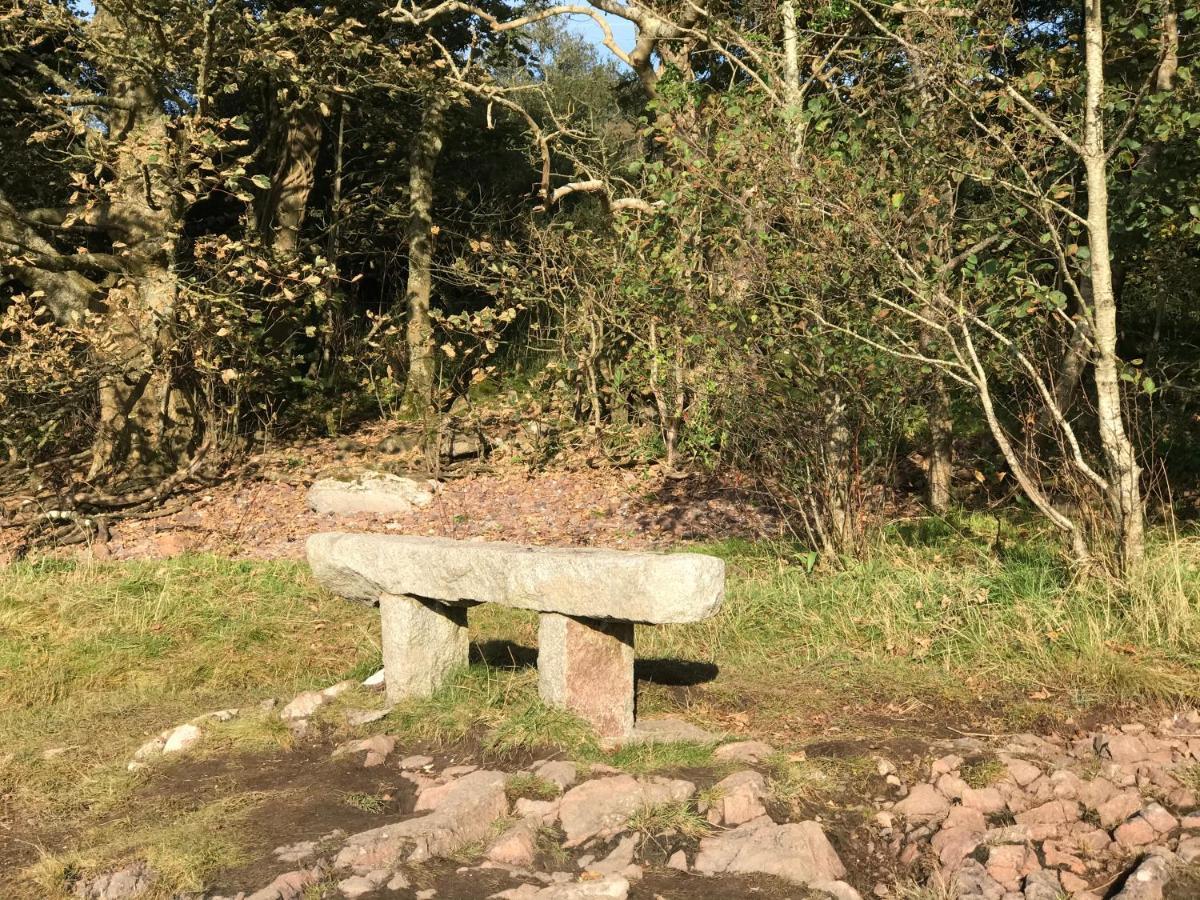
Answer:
[537,613,635,739]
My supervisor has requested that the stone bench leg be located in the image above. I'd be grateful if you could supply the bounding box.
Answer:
[380,593,469,702]
[538,613,634,739]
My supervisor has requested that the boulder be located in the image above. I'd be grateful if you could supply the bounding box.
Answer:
[558,775,694,847]
[693,816,846,885]
[307,473,437,516]
[335,769,508,872]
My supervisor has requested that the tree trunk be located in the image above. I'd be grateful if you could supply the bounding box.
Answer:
[88,4,191,477]
[927,372,953,512]
[262,103,324,254]
[402,91,449,414]
[1082,0,1145,568]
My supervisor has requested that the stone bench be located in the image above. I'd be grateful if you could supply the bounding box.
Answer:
[306,533,725,739]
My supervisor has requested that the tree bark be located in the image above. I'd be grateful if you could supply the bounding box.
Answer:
[1082,0,1145,568]
[402,91,450,414]
[88,3,191,477]
[262,103,324,254]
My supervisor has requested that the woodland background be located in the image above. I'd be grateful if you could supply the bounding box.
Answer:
[2,0,1199,575]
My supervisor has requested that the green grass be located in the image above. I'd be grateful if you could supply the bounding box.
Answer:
[0,554,379,897]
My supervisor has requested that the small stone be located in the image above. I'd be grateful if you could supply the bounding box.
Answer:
[1177,835,1200,863]
[1140,803,1179,834]
[1098,791,1143,828]
[387,872,410,890]
[936,773,968,800]
[1014,800,1079,827]
[515,797,561,824]
[345,707,392,728]
[535,761,578,790]
[1022,869,1061,900]
[987,844,1038,892]
[1004,758,1042,787]
[1059,871,1090,893]
[488,821,539,867]
[400,754,434,770]
[339,875,375,898]
[962,786,1006,815]
[713,740,775,765]
[694,817,846,885]
[162,723,202,755]
[587,835,638,876]
[1114,816,1157,849]
[362,668,386,688]
[706,770,768,827]
[931,754,964,777]
[667,850,688,871]
[1095,734,1149,765]
[279,690,326,721]
[416,890,437,900]
[893,783,950,824]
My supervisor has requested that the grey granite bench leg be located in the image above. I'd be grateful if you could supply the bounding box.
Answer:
[380,593,469,701]
[538,613,635,739]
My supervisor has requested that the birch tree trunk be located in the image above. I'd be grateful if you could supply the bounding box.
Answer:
[402,92,450,414]
[1082,0,1145,568]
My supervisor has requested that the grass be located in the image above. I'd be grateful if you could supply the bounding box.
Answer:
[0,555,379,897]
[505,773,560,802]
[5,519,1200,895]
[626,799,713,840]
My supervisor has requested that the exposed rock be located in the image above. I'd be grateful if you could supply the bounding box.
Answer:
[273,840,318,864]
[587,835,639,876]
[893,783,950,824]
[335,769,509,872]
[279,690,327,721]
[533,760,577,790]
[245,866,324,900]
[628,717,722,744]
[558,775,694,847]
[812,882,864,900]
[705,770,768,827]
[400,754,434,770]
[714,740,775,765]
[1013,800,1079,827]
[161,723,202,754]
[667,850,688,871]
[515,797,561,824]
[308,472,437,516]
[345,707,391,728]
[492,877,630,900]
[1114,816,1157,849]
[1098,790,1144,828]
[985,844,1039,893]
[487,821,539,867]
[961,786,1006,815]
[335,734,395,768]
[72,863,153,900]
[1021,869,1061,900]
[1112,850,1173,899]
[361,668,386,689]
[693,816,846,885]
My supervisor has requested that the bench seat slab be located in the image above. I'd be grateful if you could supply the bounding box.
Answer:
[380,593,469,701]
[538,613,634,739]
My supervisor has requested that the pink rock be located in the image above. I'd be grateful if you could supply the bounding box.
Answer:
[1095,734,1149,764]
[487,821,538,867]
[931,754,963,777]
[1059,871,1090,893]
[986,844,1038,892]
[1048,771,1085,801]
[893,783,950,824]
[1004,758,1042,787]
[713,741,775,765]
[931,826,981,871]
[1097,791,1143,828]
[706,770,768,827]
[943,806,987,832]
[1042,840,1086,875]
[1014,800,1080,827]
[1078,777,1117,810]
[1140,802,1179,834]
[961,786,1006,815]
[1114,816,1156,849]
[935,774,967,800]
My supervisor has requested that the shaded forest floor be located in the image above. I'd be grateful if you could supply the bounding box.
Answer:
[3,431,1200,898]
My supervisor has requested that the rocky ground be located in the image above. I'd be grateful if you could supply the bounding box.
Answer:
[71,668,1200,900]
